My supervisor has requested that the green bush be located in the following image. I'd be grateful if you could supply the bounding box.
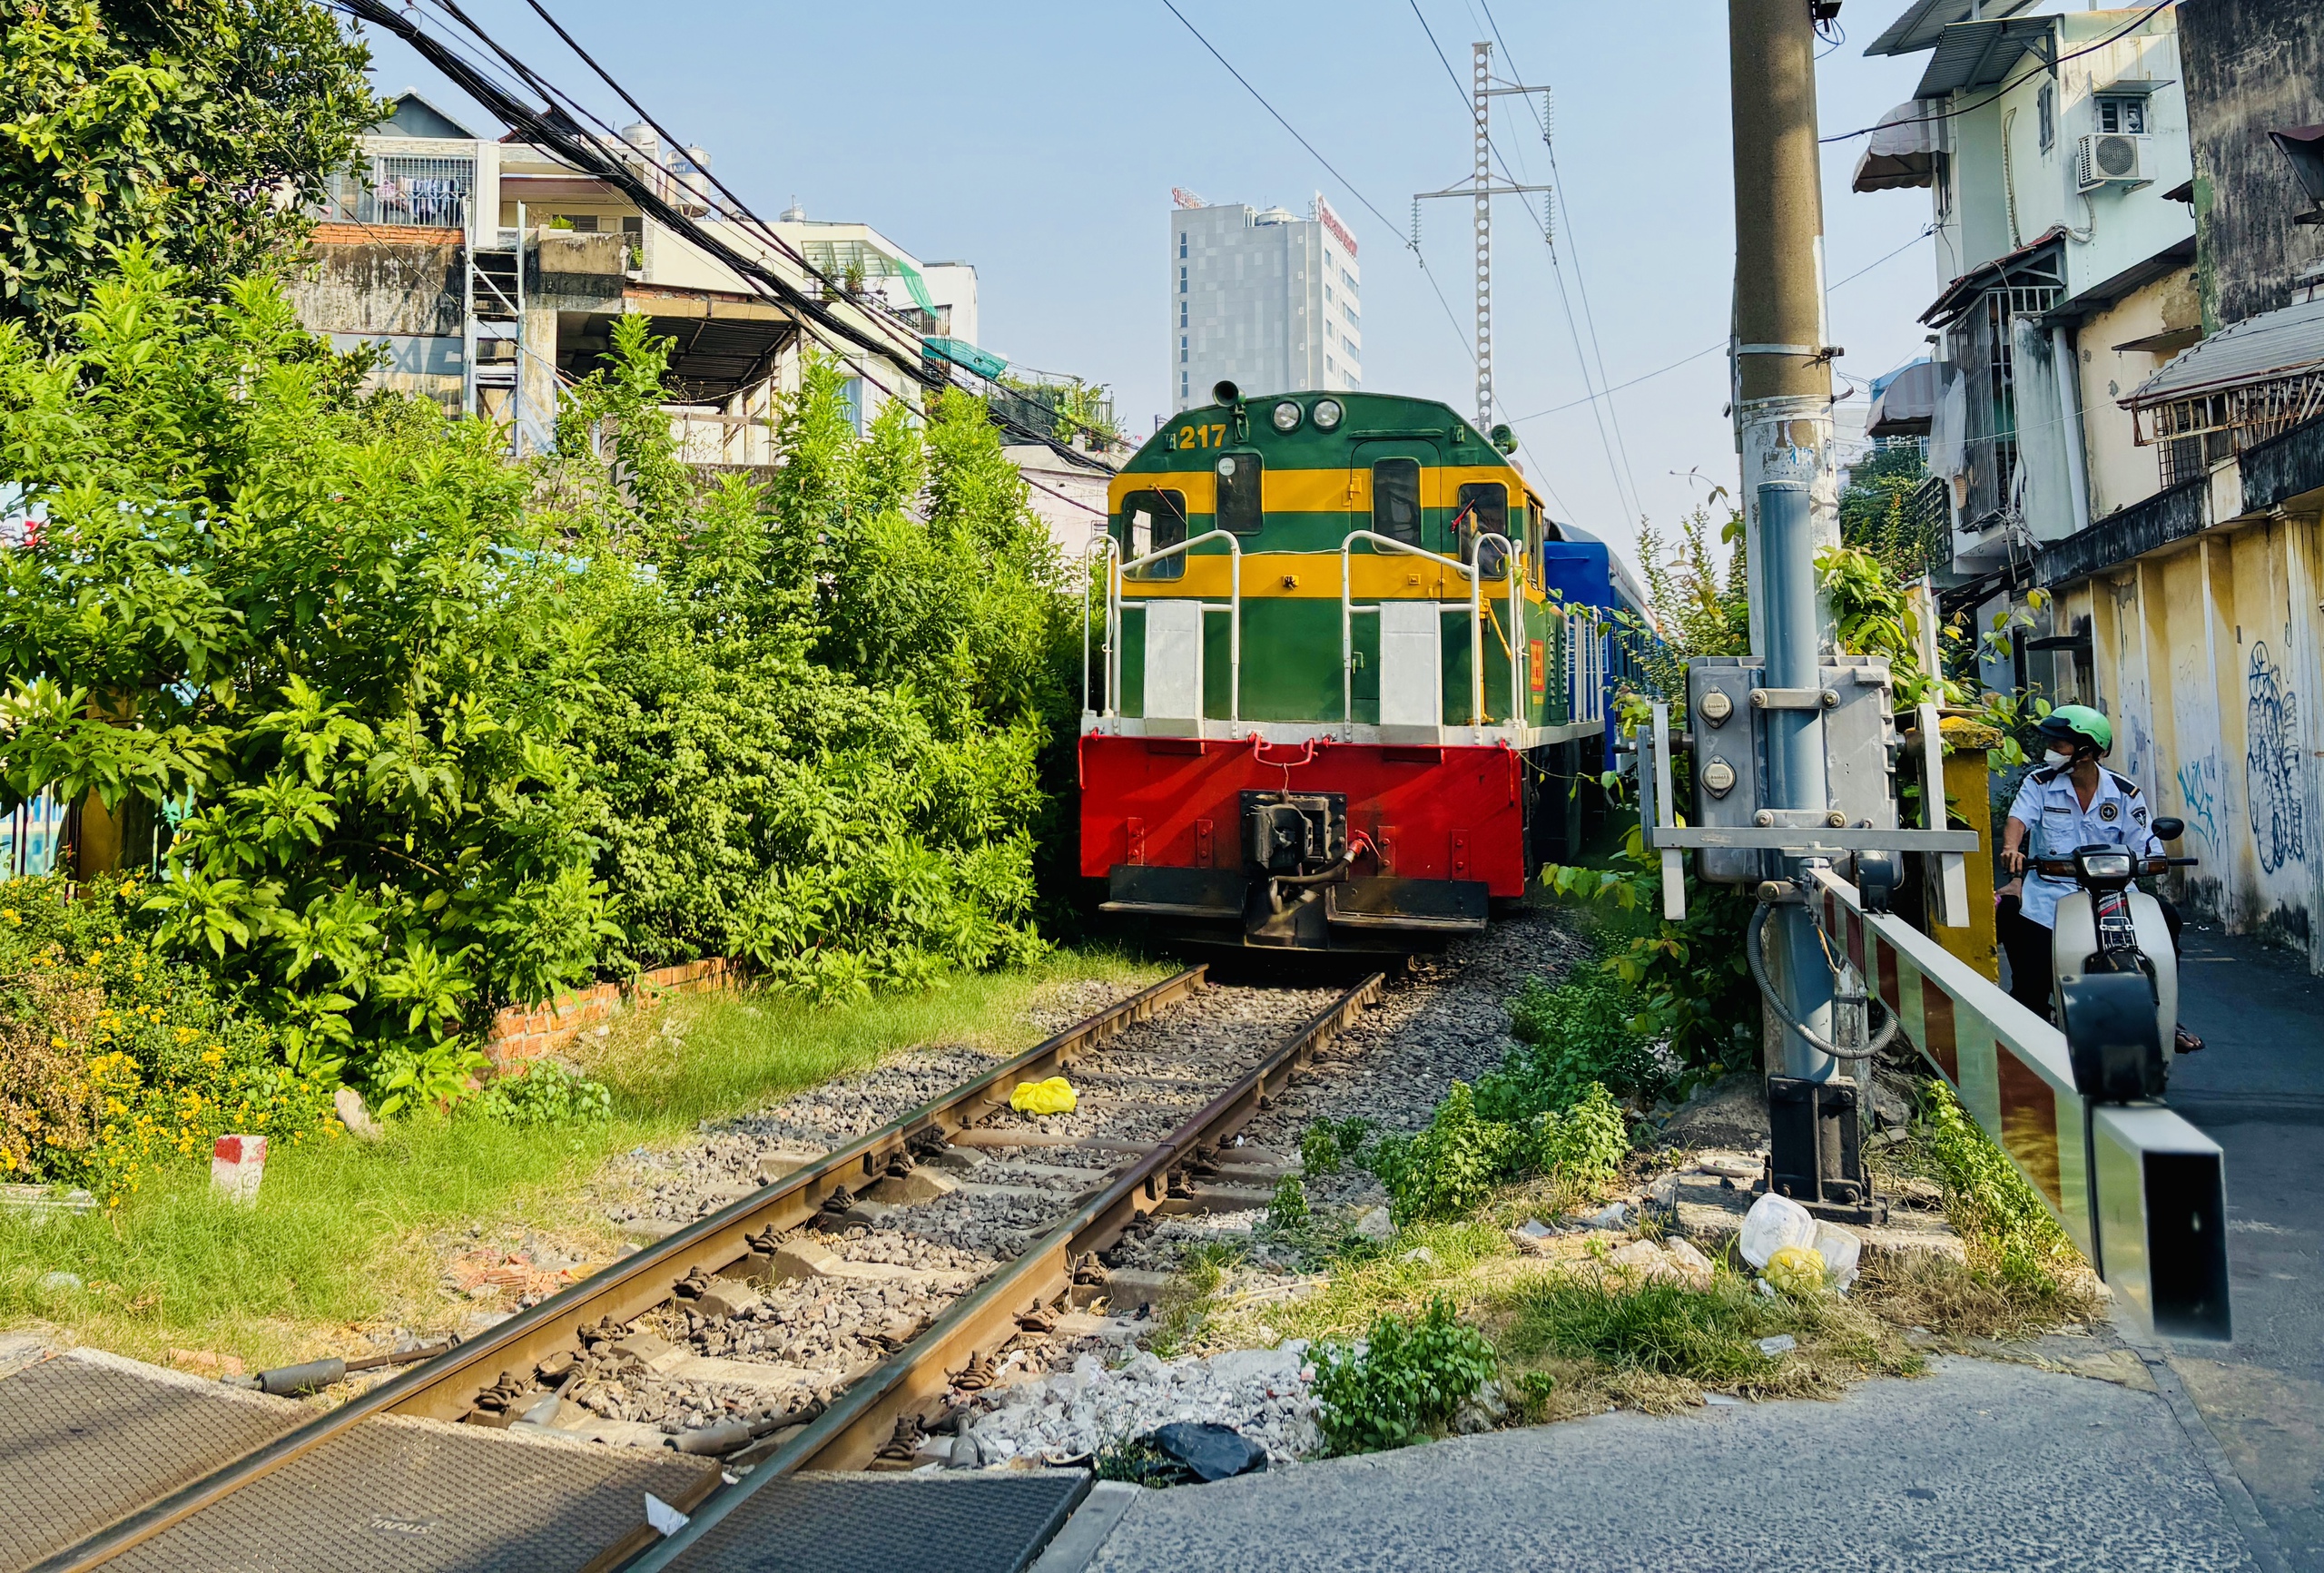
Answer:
[1311,1296,1499,1454]
[1481,969,1664,1119]
[470,1059,611,1129]
[1,261,1078,1130]
[1369,1082,1630,1225]
[0,874,337,1196]
[1266,1174,1310,1230]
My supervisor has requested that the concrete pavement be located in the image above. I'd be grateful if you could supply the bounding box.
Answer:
[2167,922,2324,1568]
[1084,1358,2254,1572]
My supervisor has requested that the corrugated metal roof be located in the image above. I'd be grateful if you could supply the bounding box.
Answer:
[2125,297,2324,408]
[1913,16,2056,98]
[1864,0,2039,58]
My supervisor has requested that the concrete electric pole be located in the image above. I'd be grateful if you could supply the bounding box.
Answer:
[1728,2,1848,1112]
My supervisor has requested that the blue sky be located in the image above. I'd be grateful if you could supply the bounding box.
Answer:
[361,1,1952,575]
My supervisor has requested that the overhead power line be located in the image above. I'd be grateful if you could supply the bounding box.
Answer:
[1504,221,1936,424]
[330,0,1113,471]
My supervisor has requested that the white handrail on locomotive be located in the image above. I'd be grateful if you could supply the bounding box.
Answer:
[1337,530,1512,735]
[1081,532,1117,716]
[1088,528,1245,732]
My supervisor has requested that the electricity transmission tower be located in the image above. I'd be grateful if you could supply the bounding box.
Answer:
[1414,41,1552,431]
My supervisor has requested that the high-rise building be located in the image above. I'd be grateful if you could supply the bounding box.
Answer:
[1169,191,1361,411]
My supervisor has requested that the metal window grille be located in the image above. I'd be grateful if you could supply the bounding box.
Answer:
[2137,372,2324,487]
[327,155,474,230]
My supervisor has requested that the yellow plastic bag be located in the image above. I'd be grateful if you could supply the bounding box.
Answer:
[1763,1244,1828,1296]
[1009,1076,1078,1115]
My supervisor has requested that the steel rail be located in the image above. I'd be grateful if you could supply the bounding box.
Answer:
[630,971,1387,1571]
[30,966,1211,1573]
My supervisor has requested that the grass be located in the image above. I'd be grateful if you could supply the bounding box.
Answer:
[1486,1262,1919,1420]
[0,948,1167,1370]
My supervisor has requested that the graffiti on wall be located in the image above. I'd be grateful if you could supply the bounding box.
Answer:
[2176,752,2224,854]
[2245,643,2307,875]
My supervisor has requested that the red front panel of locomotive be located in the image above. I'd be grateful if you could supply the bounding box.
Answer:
[1078,735,1526,895]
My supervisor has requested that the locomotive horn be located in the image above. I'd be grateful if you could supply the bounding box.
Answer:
[1212,379,1241,407]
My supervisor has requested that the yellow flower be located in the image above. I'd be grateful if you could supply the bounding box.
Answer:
[2,909,17,926]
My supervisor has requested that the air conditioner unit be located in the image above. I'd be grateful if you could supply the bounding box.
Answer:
[2076,133,2150,192]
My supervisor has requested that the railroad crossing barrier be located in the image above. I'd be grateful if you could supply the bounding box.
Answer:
[1807,864,2230,1342]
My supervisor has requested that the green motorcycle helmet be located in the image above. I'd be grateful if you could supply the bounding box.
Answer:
[2037,703,2112,757]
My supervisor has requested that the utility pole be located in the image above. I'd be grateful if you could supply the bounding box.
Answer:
[1415,43,1552,431]
[1728,2,1847,1108]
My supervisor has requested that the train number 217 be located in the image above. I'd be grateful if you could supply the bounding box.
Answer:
[1175,424,1228,449]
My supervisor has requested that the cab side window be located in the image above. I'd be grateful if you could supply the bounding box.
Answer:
[1216,452,1263,536]
[1524,499,1545,589]
[1458,481,1509,580]
[1372,457,1422,546]
[1118,488,1187,581]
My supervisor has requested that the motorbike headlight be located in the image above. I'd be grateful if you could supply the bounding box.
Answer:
[2077,851,2133,880]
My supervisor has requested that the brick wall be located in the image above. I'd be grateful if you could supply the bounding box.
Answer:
[484,957,741,1072]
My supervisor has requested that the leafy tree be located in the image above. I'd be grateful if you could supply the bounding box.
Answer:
[0,251,614,1105]
[1837,443,1942,584]
[556,330,1063,997]
[0,0,381,340]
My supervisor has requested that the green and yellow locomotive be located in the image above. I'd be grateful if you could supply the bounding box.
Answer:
[1079,381,1632,951]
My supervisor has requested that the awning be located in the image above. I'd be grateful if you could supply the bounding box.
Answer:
[1852,102,1941,192]
[2123,296,2324,410]
[1862,0,2038,58]
[2271,124,2324,208]
[1868,359,1944,437]
[1914,15,2056,99]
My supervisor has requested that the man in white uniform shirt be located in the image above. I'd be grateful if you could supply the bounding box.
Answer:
[1997,703,2201,1053]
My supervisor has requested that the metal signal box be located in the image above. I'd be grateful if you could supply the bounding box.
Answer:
[1685,654,1901,885]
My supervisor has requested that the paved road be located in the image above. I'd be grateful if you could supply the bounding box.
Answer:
[1087,1358,2254,1572]
[2170,922,2324,1568]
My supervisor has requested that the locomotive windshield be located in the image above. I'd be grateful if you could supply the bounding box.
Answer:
[1216,453,1264,536]
[1458,481,1509,580]
[1119,488,1187,580]
[1372,458,1422,545]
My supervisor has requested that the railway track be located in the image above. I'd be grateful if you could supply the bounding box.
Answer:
[25,966,1387,1573]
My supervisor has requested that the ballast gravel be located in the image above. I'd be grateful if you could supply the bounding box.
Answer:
[529,909,1594,1453]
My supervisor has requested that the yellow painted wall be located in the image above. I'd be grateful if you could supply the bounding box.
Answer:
[2064,510,2324,970]
[2073,269,2198,519]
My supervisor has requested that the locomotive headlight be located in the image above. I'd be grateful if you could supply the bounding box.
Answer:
[1271,399,1303,432]
[1312,398,1344,430]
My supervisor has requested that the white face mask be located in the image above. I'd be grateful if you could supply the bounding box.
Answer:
[2047,748,2076,765]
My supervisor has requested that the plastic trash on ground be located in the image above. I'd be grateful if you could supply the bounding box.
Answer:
[1009,1076,1078,1115]
[1738,1191,1817,1268]
[1147,1421,1269,1481]
[1762,1244,1828,1295]
[1811,1220,1863,1293]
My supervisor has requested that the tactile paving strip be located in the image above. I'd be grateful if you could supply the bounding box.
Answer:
[675,1470,1091,1573]
[0,1350,305,1573]
[104,1413,716,1573]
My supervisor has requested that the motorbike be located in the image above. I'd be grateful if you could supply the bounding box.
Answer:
[2037,815,2197,1102]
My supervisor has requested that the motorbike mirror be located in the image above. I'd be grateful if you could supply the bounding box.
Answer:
[2151,816,2184,841]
